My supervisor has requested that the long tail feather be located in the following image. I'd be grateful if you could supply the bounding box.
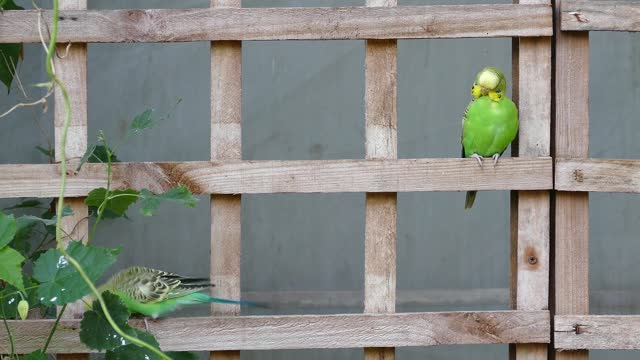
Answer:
[465,191,477,210]
[179,292,269,308]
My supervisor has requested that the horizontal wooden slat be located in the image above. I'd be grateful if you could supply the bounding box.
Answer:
[2,311,549,353]
[556,158,640,193]
[0,5,552,43]
[561,0,640,32]
[0,157,552,198]
[556,315,640,350]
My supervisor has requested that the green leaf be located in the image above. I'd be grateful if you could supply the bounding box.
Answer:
[86,188,140,217]
[33,241,120,306]
[21,204,74,228]
[0,42,21,93]
[3,199,43,210]
[0,275,38,319]
[139,186,198,217]
[35,146,54,159]
[76,144,97,171]
[80,291,134,351]
[12,216,40,256]
[0,246,25,293]
[105,329,169,360]
[166,352,199,360]
[89,145,120,163]
[0,0,23,10]
[20,350,48,360]
[129,109,154,134]
[0,212,17,249]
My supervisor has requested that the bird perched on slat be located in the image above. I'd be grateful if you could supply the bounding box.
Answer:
[462,66,519,209]
[93,266,250,319]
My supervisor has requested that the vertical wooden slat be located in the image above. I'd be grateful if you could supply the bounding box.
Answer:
[511,1,551,360]
[554,0,590,359]
[210,1,242,360]
[55,1,88,360]
[364,1,397,360]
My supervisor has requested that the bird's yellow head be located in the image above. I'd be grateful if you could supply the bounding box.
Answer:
[471,67,507,102]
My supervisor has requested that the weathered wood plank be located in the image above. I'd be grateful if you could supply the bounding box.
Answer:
[364,2,398,359]
[554,1,590,358]
[55,1,89,359]
[0,158,553,198]
[556,315,640,350]
[210,2,241,360]
[0,311,550,353]
[0,5,552,44]
[561,0,640,32]
[511,2,551,358]
[556,158,640,193]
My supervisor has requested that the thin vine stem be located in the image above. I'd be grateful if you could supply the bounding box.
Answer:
[1,303,16,359]
[46,0,169,358]
[42,304,66,353]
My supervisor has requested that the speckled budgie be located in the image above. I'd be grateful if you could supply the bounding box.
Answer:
[462,66,519,209]
[94,266,248,318]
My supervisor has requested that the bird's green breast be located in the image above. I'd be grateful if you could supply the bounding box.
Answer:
[462,97,519,157]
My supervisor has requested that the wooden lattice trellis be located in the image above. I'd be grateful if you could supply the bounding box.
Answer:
[0,1,637,359]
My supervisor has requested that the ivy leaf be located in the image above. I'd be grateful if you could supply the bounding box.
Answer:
[11,216,40,256]
[0,275,34,319]
[76,144,97,171]
[0,0,23,10]
[166,352,199,360]
[19,350,47,360]
[0,246,25,293]
[86,188,140,217]
[129,109,154,135]
[0,212,17,249]
[21,204,74,227]
[105,329,160,359]
[34,146,54,160]
[90,145,120,163]
[3,199,43,210]
[139,186,198,217]
[33,241,120,306]
[0,42,22,93]
[80,291,135,351]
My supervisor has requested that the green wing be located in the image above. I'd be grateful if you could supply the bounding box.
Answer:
[101,266,212,304]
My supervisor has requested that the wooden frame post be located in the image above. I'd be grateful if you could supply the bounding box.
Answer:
[55,1,88,360]
[511,2,551,360]
[364,1,397,360]
[210,1,242,360]
[553,0,590,359]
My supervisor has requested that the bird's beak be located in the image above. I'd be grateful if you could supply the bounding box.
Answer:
[480,86,489,95]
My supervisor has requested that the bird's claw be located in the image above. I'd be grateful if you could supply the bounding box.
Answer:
[492,153,500,167]
[471,154,484,168]
[144,317,150,332]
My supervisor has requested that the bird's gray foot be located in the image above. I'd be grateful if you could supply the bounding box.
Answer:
[492,153,500,167]
[471,153,484,168]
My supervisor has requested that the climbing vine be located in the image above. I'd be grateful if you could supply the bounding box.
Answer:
[0,1,197,359]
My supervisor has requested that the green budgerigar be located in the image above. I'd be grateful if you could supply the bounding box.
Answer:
[93,266,248,318]
[462,66,519,209]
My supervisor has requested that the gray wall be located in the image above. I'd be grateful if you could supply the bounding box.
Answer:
[1,0,639,359]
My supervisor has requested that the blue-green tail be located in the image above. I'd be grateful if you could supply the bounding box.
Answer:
[465,191,477,210]
[179,292,267,308]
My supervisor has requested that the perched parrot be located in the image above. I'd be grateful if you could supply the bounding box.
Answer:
[462,66,519,209]
[92,266,250,318]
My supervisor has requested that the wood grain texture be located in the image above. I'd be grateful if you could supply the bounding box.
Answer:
[511,3,551,358]
[0,311,550,353]
[210,2,241,360]
[556,315,640,350]
[561,0,640,32]
[0,5,552,44]
[0,158,553,198]
[554,1,590,358]
[365,2,397,359]
[55,1,88,359]
[556,158,640,193]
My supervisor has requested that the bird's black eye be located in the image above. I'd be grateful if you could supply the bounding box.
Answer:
[496,90,502,94]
